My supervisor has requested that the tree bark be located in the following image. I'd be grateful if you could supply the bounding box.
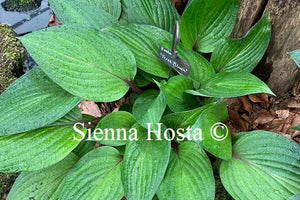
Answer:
[232,0,300,96]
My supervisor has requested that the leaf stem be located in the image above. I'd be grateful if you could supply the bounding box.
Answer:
[127,80,142,94]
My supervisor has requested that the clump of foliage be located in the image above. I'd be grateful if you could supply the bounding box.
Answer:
[0,0,299,199]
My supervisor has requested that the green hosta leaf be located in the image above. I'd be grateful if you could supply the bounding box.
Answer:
[133,90,166,128]
[0,67,81,136]
[180,0,239,53]
[119,0,129,23]
[160,41,215,84]
[161,103,214,130]
[189,102,232,160]
[104,24,171,78]
[49,0,117,30]
[48,106,82,127]
[157,142,215,200]
[289,49,300,68]
[134,71,151,87]
[59,147,123,200]
[139,70,167,83]
[127,0,179,32]
[186,72,274,98]
[122,124,171,200]
[79,0,122,19]
[95,111,136,146]
[7,153,79,200]
[20,25,136,102]
[72,140,96,157]
[293,125,300,131]
[220,131,300,199]
[0,126,85,172]
[211,14,271,72]
[159,75,199,112]
[290,193,300,200]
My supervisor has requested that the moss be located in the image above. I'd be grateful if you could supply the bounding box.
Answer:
[0,173,19,199]
[1,0,42,12]
[0,23,26,93]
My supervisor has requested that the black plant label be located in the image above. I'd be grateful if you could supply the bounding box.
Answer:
[159,46,191,76]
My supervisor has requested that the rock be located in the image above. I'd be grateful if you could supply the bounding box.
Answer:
[1,0,42,12]
[0,23,26,94]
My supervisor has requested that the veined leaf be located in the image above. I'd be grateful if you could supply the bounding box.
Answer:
[289,49,300,68]
[122,124,171,200]
[293,125,300,131]
[59,147,124,200]
[95,111,136,146]
[211,14,271,72]
[79,0,122,19]
[119,0,129,23]
[49,0,117,30]
[132,90,166,128]
[157,142,215,200]
[161,103,214,130]
[189,102,232,160]
[186,72,274,98]
[7,153,79,200]
[127,0,179,32]
[72,140,96,157]
[290,193,300,200]
[220,131,300,199]
[0,126,85,172]
[0,67,81,136]
[48,106,82,127]
[104,24,171,78]
[180,0,239,53]
[134,71,151,87]
[20,25,136,102]
[160,41,215,84]
[159,75,199,112]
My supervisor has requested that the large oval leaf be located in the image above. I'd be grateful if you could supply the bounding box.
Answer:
[190,102,232,160]
[122,124,171,200]
[49,0,118,30]
[59,147,123,200]
[0,125,85,172]
[132,90,166,128]
[160,41,215,84]
[95,111,136,146]
[161,103,214,131]
[180,0,239,53]
[186,72,274,98]
[0,67,81,136]
[20,25,136,102]
[104,24,171,78]
[159,75,199,112]
[7,153,79,200]
[79,0,122,19]
[220,131,300,199]
[157,142,215,200]
[127,0,179,32]
[211,14,271,72]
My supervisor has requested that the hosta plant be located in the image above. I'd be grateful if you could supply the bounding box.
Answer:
[1,0,299,199]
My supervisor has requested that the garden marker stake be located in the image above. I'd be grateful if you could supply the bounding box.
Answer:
[159,21,191,79]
